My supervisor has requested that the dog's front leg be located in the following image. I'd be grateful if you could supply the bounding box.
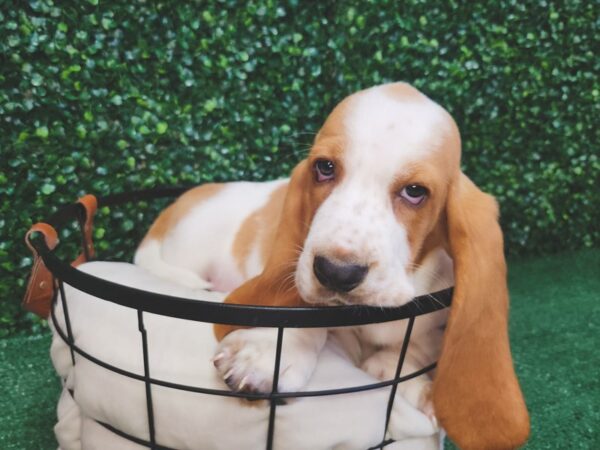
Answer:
[213,328,327,394]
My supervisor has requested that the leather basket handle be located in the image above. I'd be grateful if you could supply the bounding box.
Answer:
[72,194,98,267]
[23,194,98,318]
[23,223,59,318]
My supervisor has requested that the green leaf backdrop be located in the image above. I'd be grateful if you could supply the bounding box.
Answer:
[1,1,597,336]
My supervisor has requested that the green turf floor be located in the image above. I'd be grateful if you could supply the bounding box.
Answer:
[1,249,598,449]
[0,333,58,449]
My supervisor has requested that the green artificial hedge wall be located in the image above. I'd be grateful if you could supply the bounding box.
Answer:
[1,1,597,336]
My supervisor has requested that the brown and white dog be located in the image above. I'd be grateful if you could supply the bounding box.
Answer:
[135,83,529,449]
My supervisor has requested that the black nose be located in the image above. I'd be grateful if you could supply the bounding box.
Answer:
[313,256,368,293]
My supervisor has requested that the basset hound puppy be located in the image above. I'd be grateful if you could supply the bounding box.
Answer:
[135,82,529,449]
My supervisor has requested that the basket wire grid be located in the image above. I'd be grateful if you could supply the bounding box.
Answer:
[29,187,453,450]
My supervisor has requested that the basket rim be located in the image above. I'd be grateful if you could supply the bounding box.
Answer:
[30,186,453,327]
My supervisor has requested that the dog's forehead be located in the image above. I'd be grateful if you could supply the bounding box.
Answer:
[315,83,459,179]
[344,84,452,173]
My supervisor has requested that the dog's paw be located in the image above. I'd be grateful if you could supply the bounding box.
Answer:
[385,375,440,439]
[361,348,398,380]
[416,383,438,430]
[361,349,439,430]
[387,391,440,439]
[395,379,439,431]
[212,328,283,394]
[212,328,326,395]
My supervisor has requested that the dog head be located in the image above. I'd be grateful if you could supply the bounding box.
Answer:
[294,83,458,307]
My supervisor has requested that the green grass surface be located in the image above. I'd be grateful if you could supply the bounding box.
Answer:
[0,334,58,450]
[1,249,598,449]
[504,248,599,449]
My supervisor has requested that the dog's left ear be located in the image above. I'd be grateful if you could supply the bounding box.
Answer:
[214,160,313,340]
[433,173,530,450]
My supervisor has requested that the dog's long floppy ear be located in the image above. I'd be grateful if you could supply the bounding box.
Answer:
[433,173,530,450]
[214,160,313,341]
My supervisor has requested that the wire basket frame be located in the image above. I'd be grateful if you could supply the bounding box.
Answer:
[29,187,453,450]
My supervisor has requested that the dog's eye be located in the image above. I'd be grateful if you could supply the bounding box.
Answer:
[314,159,335,182]
[400,184,428,205]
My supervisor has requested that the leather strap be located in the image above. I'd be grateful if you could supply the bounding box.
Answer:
[72,194,98,267]
[23,194,97,317]
[23,223,59,318]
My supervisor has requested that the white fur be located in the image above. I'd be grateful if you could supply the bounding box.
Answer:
[50,262,442,449]
[134,179,287,292]
[133,240,213,290]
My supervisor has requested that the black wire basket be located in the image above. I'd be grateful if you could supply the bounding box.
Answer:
[25,187,453,450]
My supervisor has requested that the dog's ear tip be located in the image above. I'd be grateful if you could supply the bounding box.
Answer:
[511,397,531,440]
[433,361,530,449]
[513,414,531,446]
[441,409,530,450]
[490,401,531,448]
[453,431,530,450]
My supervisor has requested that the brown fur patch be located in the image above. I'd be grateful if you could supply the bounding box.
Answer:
[387,104,461,267]
[142,183,224,242]
[231,183,288,276]
[259,185,289,261]
[390,151,455,267]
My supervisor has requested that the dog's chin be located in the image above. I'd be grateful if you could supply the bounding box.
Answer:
[299,287,416,308]
[297,287,353,307]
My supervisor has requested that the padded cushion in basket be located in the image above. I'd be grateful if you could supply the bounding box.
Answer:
[50,262,441,450]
